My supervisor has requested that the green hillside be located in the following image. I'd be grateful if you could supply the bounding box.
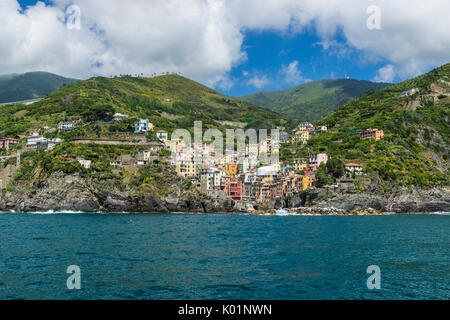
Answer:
[0,71,78,103]
[239,79,390,121]
[281,63,450,188]
[0,74,294,138]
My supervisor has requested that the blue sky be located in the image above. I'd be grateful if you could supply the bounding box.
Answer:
[225,30,391,96]
[11,1,448,97]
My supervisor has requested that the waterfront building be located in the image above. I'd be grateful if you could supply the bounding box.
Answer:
[176,158,197,177]
[299,175,314,191]
[227,177,242,201]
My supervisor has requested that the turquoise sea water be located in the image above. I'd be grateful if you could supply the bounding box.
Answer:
[0,212,448,300]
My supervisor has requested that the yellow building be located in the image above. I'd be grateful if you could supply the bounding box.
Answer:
[291,130,310,144]
[176,159,197,177]
[226,163,238,176]
[299,175,314,191]
[291,158,308,172]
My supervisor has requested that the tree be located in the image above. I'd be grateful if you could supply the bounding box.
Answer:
[315,165,331,187]
[82,103,115,122]
[326,157,345,179]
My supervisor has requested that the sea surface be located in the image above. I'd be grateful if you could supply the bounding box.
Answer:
[0,212,448,300]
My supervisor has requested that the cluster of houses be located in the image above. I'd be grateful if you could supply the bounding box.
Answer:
[0,133,63,152]
[0,114,375,201]
[290,122,328,145]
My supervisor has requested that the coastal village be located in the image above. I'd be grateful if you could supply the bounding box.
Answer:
[0,109,385,209]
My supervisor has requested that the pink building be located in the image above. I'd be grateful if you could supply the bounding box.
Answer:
[0,138,19,151]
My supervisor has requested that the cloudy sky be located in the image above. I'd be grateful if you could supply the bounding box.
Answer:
[1,0,449,96]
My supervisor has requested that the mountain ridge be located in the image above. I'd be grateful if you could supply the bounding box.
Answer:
[0,71,78,104]
[239,79,391,121]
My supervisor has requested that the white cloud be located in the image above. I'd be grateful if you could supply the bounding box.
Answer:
[0,0,449,88]
[247,74,270,89]
[374,64,395,83]
[280,60,308,84]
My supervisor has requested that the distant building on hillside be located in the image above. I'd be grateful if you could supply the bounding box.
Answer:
[279,131,289,142]
[134,119,151,133]
[316,125,328,134]
[309,153,328,167]
[298,122,314,131]
[360,128,384,140]
[345,163,363,173]
[291,130,310,144]
[58,122,74,130]
[27,134,46,147]
[395,88,420,98]
[113,113,129,121]
[156,130,168,142]
[291,158,308,172]
[0,138,19,151]
[77,159,92,169]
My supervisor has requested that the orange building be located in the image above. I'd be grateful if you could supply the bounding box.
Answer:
[226,162,238,176]
[360,129,384,140]
[299,175,314,191]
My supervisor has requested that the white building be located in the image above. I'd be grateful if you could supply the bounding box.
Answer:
[298,122,314,131]
[114,113,129,121]
[200,167,225,191]
[395,88,420,98]
[156,130,169,142]
[345,163,363,173]
[78,159,92,169]
[316,126,328,134]
[27,134,46,146]
[58,122,74,130]
[257,165,278,176]
[134,119,151,133]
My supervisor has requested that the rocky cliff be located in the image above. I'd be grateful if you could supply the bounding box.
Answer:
[1,170,448,214]
[0,171,239,213]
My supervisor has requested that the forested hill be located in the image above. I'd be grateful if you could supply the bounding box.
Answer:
[0,71,78,103]
[0,74,294,138]
[239,79,390,121]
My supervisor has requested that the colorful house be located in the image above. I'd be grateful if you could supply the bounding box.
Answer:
[291,158,308,172]
[360,129,384,140]
[227,177,242,201]
[299,175,314,191]
[309,153,328,167]
[0,138,19,151]
[226,162,238,176]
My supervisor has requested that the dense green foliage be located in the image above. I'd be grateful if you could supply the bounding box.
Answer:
[0,72,78,103]
[239,79,390,121]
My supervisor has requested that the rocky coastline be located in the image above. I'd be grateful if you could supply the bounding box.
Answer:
[0,172,448,215]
